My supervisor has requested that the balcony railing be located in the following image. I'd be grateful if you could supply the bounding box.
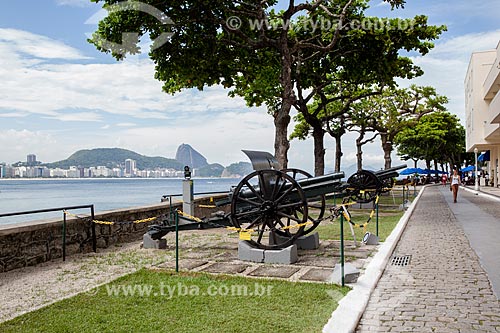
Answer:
[483,57,500,100]
[489,91,500,124]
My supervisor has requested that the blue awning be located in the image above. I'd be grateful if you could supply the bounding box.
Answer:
[478,150,490,162]
[400,168,422,175]
[461,165,475,172]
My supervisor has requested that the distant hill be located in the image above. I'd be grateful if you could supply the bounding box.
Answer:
[222,162,253,177]
[41,146,255,177]
[197,163,225,177]
[175,144,209,169]
[45,148,183,170]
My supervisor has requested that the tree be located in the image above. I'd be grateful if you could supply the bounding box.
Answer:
[394,111,465,172]
[289,12,445,175]
[90,0,441,170]
[357,85,448,169]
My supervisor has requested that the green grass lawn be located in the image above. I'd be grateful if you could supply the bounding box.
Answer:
[0,270,349,333]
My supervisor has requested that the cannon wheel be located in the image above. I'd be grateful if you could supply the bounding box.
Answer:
[347,170,382,204]
[277,168,326,237]
[381,177,395,193]
[230,169,308,249]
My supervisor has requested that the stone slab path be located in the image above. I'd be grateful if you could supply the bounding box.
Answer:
[356,186,500,332]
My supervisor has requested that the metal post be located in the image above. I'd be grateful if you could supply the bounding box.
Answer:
[62,211,67,262]
[376,201,379,237]
[340,213,345,287]
[91,205,96,253]
[175,210,179,273]
[402,185,406,209]
[169,195,173,221]
[474,147,479,191]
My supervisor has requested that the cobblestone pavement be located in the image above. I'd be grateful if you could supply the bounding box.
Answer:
[356,186,500,332]
[461,189,500,218]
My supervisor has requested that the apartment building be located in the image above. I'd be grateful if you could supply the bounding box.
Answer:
[465,40,500,187]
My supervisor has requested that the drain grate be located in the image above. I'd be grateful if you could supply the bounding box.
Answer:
[391,255,411,266]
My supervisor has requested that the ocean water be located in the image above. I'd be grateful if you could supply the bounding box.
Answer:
[0,178,241,225]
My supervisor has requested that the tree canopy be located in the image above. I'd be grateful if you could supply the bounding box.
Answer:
[90,0,445,170]
[394,111,465,170]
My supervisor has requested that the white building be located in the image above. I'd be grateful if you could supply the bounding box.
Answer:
[124,159,136,177]
[465,40,500,187]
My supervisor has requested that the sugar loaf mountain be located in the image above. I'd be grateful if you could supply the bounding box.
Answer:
[44,144,253,178]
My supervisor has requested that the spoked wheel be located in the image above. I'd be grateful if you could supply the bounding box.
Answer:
[346,170,382,204]
[230,169,308,249]
[278,168,326,237]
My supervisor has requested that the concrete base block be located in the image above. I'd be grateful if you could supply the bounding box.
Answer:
[328,263,360,284]
[142,233,167,249]
[238,241,264,263]
[362,232,379,245]
[399,200,412,211]
[269,232,320,250]
[264,244,298,264]
[238,241,298,264]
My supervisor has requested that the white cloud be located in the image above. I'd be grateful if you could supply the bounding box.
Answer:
[429,29,500,60]
[44,111,103,122]
[398,29,500,123]
[0,129,57,163]
[107,110,274,166]
[55,0,92,7]
[0,29,251,123]
[0,28,90,60]
[374,1,390,8]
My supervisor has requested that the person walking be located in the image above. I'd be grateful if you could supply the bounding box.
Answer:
[450,169,461,203]
[441,173,447,186]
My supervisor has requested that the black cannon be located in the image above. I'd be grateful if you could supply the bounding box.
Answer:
[346,164,407,204]
[148,150,406,250]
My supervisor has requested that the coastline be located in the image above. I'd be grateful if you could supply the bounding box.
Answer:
[0,178,238,226]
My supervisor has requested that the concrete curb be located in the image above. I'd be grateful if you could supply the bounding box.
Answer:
[461,186,500,202]
[322,186,427,333]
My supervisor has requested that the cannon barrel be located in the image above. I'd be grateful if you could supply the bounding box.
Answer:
[238,171,345,200]
[374,164,407,178]
[295,171,344,188]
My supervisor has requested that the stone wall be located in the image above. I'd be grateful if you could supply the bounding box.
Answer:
[0,195,229,272]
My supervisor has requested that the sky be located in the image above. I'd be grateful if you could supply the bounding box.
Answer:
[0,0,499,173]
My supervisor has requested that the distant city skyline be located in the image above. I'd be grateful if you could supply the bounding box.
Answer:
[1,1,499,173]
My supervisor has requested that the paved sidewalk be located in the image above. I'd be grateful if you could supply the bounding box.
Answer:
[446,187,500,297]
[356,186,500,332]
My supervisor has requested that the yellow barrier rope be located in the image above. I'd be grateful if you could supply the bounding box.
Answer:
[132,217,158,224]
[65,210,159,225]
[338,195,380,233]
[177,210,203,223]
[280,221,313,230]
[93,219,115,225]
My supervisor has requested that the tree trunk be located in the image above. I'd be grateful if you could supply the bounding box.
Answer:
[274,111,290,170]
[274,38,295,170]
[334,133,342,173]
[380,133,393,169]
[356,133,364,171]
[312,125,325,176]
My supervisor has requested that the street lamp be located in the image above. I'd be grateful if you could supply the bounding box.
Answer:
[474,147,479,191]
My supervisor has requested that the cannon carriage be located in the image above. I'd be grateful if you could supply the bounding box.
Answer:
[148,150,406,250]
